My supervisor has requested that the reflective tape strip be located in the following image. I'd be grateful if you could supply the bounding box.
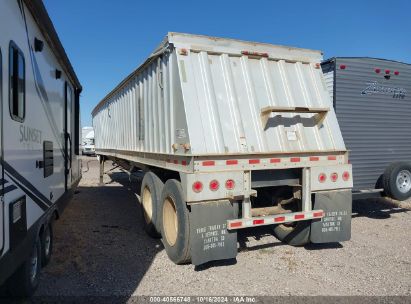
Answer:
[194,155,345,172]
[227,209,324,230]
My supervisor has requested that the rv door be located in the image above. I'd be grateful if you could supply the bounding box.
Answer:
[64,83,73,190]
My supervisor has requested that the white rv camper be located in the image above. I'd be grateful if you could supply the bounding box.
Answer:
[93,33,353,266]
[0,0,82,296]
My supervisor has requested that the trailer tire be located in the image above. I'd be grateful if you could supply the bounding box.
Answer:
[160,179,191,264]
[273,221,311,246]
[383,162,411,201]
[7,237,42,297]
[41,222,53,266]
[140,172,164,238]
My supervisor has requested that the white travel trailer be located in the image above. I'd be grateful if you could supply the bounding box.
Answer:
[0,0,81,296]
[93,33,353,266]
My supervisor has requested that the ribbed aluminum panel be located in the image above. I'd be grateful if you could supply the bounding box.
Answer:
[326,58,411,190]
[321,61,334,101]
[93,33,346,156]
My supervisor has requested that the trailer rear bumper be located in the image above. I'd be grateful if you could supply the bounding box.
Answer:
[227,209,324,230]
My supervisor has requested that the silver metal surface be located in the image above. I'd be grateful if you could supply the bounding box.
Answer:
[396,170,411,193]
[302,168,311,211]
[322,58,411,190]
[93,33,346,157]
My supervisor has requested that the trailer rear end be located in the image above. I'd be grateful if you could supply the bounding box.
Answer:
[92,33,353,265]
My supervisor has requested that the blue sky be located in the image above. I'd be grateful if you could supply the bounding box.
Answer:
[43,0,411,127]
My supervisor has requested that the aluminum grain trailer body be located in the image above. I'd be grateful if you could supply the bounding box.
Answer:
[322,58,411,200]
[0,0,82,296]
[93,33,353,266]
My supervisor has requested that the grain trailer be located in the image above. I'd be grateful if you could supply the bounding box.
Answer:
[0,0,82,296]
[93,33,353,266]
[322,58,411,200]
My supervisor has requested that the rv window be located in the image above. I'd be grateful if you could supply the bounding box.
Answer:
[9,42,25,122]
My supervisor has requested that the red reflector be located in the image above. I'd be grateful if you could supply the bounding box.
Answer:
[310,156,319,161]
[385,69,390,74]
[274,216,285,223]
[249,159,260,164]
[318,173,326,183]
[290,157,300,162]
[209,180,219,191]
[342,171,350,181]
[340,64,346,69]
[295,214,305,220]
[182,160,187,166]
[202,161,215,166]
[313,211,323,217]
[192,181,203,193]
[270,158,281,163]
[226,160,238,165]
[230,221,243,228]
[253,219,264,225]
[327,156,337,160]
[375,68,381,74]
[394,71,399,75]
[331,172,338,182]
[225,179,235,190]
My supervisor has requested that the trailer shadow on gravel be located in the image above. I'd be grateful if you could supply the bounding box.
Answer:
[35,164,163,300]
[352,197,410,219]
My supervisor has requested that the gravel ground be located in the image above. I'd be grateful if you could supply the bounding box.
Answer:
[35,157,411,297]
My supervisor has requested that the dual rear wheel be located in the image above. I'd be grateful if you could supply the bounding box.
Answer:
[7,220,54,297]
[140,173,191,264]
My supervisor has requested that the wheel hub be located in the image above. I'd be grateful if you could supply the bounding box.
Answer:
[396,170,411,193]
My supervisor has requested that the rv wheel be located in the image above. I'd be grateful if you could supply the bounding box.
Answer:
[8,237,42,297]
[140,172,164,238]
[41,222,53,266]
[383,162,411,201]
[160,179,191,264]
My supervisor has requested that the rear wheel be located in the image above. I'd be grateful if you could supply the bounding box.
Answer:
[383,162,411,201]
[160,179,191,264]
[7,237,42,297]
[140,172,164,238]
[272,190,311,246]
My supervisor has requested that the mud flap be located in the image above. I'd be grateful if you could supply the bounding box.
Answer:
[310,190,352,243]
[189,200,238,266]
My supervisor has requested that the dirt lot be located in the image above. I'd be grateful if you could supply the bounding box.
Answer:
[35,157,411,297]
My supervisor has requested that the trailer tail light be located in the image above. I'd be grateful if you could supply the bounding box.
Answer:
[342,171,350,181]
[394,71,399,75]
[330,172,338,182]
[375,68,381,73]
[385,69,390,74]
[225,179,235,190]
[192,181,203,193]
[318,173,326,183]
[339,64,346,69]
[209,180,219,191]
